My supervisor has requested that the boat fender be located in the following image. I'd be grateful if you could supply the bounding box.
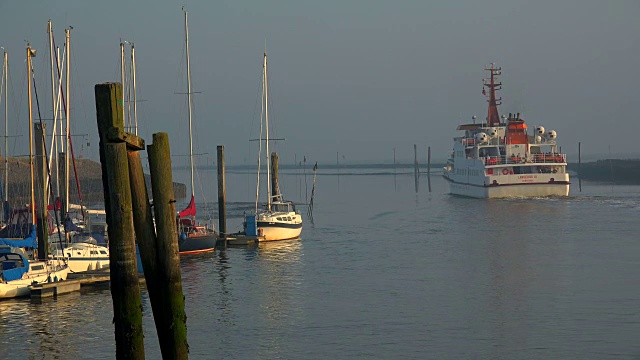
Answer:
[502,168,509,175]
[179,232,188,242]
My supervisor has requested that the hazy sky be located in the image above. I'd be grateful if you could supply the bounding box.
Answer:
[1,0,639,165]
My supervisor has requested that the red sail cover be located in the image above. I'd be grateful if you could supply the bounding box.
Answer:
[179,195,196,218]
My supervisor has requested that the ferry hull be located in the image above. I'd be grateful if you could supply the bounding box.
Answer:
[444,175,570,198]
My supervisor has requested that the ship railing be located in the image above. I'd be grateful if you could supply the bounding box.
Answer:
[482,153,566,165]
[457,137,476,147]
[529,153,566,163]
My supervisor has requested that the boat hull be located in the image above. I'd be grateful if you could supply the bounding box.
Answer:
[444,174,570,198]
[0,262,70,299]
[256,221,302,241]
[66,257,109,273]
[178,233,217,255]
[54,243,110,273]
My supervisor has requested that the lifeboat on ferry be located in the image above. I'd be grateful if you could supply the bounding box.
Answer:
[486,157,499,165]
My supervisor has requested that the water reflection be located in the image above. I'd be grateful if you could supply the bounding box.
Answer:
[0,292,113,359]
[210,239,305,359]
[481,199,568,356]
[256,239,302,263]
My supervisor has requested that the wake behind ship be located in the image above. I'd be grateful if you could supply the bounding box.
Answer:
[443,64,570,198]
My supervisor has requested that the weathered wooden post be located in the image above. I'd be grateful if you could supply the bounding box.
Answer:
[427,146,431,176]
[34,123,49,260]
[414,144,419,193]
[58,151,67,221]
[270,151,280,198]
[217,145,226,239]
[148,132,189,359]
[427,145,432,193]
[95,82,145,359]
[578,142,582,192]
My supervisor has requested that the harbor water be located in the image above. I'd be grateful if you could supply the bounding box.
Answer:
[1,168,639,359]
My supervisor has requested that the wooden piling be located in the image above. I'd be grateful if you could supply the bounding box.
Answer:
[427,146,431,175]
[95,82,145,359]
[427,146,432,193]
[148,132,189,359]
[271,151,280,197]
[414,144,419,193]
[34,123,49,260]
[104,142,145,359]
[578,141,582,192]
[217,145,226,239]
[128,149,171,354]
[58,151,68,217]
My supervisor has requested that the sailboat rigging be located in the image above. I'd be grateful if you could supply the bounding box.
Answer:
[0,43,69,299]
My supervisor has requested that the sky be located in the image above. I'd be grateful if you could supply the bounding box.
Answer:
[0,0,639,166]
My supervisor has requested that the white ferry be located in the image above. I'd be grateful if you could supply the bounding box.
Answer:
[443,64,570,198]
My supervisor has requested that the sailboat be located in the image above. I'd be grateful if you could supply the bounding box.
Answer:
[243,53,302,241]
[176,9,217,254]
[0,44,69,299]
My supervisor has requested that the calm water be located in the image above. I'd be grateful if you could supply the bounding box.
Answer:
[1,168,640,359]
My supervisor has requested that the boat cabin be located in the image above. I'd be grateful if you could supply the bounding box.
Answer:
[0,246,29,282]
[268,201,296,214]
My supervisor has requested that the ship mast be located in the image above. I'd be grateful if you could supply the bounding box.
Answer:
[483,63,502,127]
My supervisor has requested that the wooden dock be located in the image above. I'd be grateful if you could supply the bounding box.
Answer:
[29,270,145,300]
[221,234,265,246]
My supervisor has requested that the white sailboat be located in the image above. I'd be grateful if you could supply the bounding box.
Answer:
[244,53,302,241]
[0,245,68,299]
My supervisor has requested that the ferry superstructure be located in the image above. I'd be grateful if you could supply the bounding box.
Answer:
[443,64,570,198]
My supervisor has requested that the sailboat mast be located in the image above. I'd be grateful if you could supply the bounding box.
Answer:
[120,42,126,131]
[65,28,70,215]
[131,43,138,136]
[264,53,271,211]
[3,50,7,206]
[184,10,195,200]
[27,44,36,225]
[47,20,60,200]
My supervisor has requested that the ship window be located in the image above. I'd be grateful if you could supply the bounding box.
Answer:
[100,251,107,255]
[277,217,283,221]
[91,251,98,255]
[31,265,45,271]
[77,252,82,256]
